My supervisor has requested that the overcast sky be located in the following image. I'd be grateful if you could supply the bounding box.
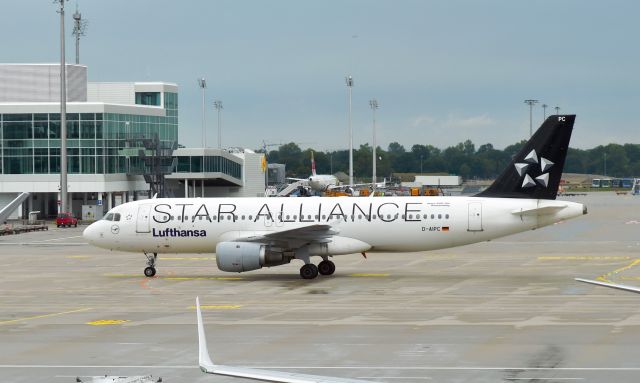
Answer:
[2,1,638,151]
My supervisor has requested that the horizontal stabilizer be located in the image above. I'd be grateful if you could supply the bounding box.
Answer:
[575,278,640,294]
[511,205,566,216]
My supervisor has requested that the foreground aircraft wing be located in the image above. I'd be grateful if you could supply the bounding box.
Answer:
[575,278,640,294]
[197,297,372,383]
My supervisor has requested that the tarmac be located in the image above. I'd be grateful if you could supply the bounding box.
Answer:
[1,192,639,383]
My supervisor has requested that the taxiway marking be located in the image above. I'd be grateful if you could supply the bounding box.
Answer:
[538,256,631,261]
[159,257,216,260]
[597,258,640,283]
[86,319,129,326]
[2,366,639,371]
[187,305,242,309]
[104,274,242,281]
[350,273,389,277]
[0,308,92,326]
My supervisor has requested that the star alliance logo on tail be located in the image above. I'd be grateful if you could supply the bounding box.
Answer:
[513,149,554,189]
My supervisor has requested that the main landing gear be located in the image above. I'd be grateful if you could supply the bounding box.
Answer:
[299,259,336,280]
[144,252,158,277]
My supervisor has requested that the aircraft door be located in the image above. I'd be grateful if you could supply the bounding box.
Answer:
[136,204,152,233]
[467,202,483,231]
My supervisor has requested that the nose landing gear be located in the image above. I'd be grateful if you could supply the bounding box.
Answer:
[144,252,158,277]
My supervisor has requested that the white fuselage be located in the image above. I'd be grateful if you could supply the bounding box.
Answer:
[308,175,339,192]
[83,196,585,255]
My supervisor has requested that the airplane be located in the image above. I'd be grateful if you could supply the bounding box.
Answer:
[288,150,339,192]
[575,278,640,294]
[196,297,371,383]
[83,115,587,279]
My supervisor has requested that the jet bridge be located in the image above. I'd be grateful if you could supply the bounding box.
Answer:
[0,192,29,223]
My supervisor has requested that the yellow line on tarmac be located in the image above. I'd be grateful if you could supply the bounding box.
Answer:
[66,255,90,259]
[597,258,640,283]
[159,257,216,260]
[0,308,93,326]
[538,256,632,261]
[86,319,129,326]
[104,274,242,281]
[350,273,389,277]
[187,305,242,310]
[165,277,243,281]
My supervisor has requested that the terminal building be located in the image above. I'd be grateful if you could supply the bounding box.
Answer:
[0,63,266,220]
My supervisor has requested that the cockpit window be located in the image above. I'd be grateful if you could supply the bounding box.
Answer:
[104,213,114,221]
[113,213,121,222]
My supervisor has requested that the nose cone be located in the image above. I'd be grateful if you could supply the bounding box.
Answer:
[83,222,99,245]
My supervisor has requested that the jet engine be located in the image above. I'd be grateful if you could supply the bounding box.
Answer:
[215,242,289,272]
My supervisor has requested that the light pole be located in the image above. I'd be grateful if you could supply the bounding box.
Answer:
[369,99,379,192]
[214,100,223,149]
[420,154,423,174]
[524,99,539,137]
[346,76,354,185]
[554,106,560,115]
[542,103,548,121]
[198,78,207,147]
[56,0,68,214]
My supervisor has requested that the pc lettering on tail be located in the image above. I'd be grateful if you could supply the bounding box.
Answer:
[84,115,586,279]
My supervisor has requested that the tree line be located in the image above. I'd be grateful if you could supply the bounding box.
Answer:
[262,141,640,180]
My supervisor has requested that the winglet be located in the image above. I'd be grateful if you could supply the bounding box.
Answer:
[196,297,216,372]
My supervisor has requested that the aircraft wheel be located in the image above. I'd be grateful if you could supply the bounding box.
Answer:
[144,266,156,277]
[318,260,336,276]
[300,264,318,279]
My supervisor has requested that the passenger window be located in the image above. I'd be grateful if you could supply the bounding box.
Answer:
[445,214,449,219]
[431,214,435,219]
[248,215,253,220]
[242,215,245,220]
[438,214,442,219]
[212,215,217,220]
[220,216,224,221]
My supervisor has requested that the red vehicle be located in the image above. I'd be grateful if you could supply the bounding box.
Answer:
[56,212,78,228]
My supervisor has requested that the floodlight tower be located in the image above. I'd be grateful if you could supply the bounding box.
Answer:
[71,6,87,64]
[524,99,539,137]
[55,0,68,214]
[345,76,354,185]
[554,106,560,115]
[213,100,223,149]
[369,99,379,191]
[542,103,548,121]
[198,78,207,147]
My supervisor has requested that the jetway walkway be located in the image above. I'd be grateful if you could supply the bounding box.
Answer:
[0,192,29,223]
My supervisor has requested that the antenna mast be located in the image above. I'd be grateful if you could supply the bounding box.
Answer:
[72,5,87,64]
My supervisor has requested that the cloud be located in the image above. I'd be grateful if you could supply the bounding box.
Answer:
[410,113,495,130]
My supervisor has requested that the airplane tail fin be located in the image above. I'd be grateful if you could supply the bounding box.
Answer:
[311,151,317,176]
[476,115,575,200]
[196,297,216,372]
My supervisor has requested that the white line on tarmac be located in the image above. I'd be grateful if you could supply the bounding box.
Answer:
[33,235,83,242]
[3,366,640,371]
[0,242,87,246]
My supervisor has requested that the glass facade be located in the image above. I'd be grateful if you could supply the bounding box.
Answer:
[175,155,242,180]
[0,92,178,175]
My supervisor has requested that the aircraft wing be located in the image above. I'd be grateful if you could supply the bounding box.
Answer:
[575,278,640,294]
[197,297,372,383]
[233,224,338,248]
